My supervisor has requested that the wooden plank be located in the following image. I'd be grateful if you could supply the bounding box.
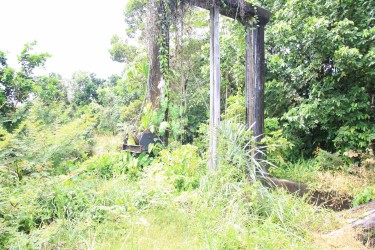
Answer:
[209,4,220,169]
[214,2,220,151]
[188,0,271,25]
[252,24,265,143]
[245,24,254,128]
[209,4,214,169]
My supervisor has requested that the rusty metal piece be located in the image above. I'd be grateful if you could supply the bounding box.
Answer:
[122,144,144,154]
[122,129,161,154]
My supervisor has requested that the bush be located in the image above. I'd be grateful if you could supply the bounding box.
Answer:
[314,149,346,171]
[0,107,97,180]
[85,152,151,180]
[262,118,294,168]
[159,144,202,191]
[353,185,375,207]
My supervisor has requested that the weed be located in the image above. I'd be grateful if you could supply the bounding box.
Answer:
[353,185,375,207]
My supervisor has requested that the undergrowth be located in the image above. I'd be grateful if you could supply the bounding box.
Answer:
[0,105,372,249]
[0,120,335,250]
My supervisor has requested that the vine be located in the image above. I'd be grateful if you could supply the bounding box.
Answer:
[151,0,189,144]
[150,0,260,144]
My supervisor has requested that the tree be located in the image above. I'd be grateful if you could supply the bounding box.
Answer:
[34,73,68,104]
[0,42,50,130]
[262,0,375,154]
[109,35,138,64]
[70,72,105,106]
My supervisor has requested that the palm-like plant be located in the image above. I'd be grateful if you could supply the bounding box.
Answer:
[216,119,271,182]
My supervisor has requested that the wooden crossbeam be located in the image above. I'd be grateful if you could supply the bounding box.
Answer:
[187,0,271,25]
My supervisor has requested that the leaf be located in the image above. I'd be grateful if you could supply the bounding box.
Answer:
[159,121,169,136]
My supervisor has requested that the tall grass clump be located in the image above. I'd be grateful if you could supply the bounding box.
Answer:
[216,120,269,181]
[189,120,323,249]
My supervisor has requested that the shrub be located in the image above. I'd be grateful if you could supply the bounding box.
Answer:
[222,94,245,123]
[0,111,97,180]
[353,185,375,207]
[85,152,151,180]
[159,144,202,191]
[262,118,295,168]
[314,149,346,171]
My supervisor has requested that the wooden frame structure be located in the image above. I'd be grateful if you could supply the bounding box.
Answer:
[188,0,271,169]
[148,0,270,169]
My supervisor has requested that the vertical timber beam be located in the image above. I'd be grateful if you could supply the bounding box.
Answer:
[245,24,254,130]
[209,3,220,169]
[245,23,265,157]
[253,24,265,143]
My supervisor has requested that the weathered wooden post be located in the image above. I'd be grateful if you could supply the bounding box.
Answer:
[245,24,254,129]
[252,24,265,143]
[245,23,265,144]
[209,2,220,169]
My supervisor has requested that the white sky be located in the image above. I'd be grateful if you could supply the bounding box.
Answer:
[0,0,127,79]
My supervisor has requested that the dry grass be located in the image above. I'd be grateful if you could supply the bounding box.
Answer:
[312,228,370,250]
[312,200,375,249]
[93,134,122,155]
[310,166,375,197]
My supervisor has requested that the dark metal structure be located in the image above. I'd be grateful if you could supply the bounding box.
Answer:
[123,129,161,154]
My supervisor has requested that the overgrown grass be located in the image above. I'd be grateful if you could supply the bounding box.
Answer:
[269,159,320,183]
[269,150,375,203]
[1,116,373,249]
[0,139,328,249]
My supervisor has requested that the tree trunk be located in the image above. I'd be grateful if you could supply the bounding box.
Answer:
[147,0,170,145]
[147,0,169,108]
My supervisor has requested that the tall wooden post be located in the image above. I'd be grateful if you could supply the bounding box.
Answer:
[209,3,220,169]
[245,22,266,170]
[245,24,265,144]
[245,24,254,130]
[253,24,265,142]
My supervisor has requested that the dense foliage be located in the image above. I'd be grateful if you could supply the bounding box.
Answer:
[263,0,375,155]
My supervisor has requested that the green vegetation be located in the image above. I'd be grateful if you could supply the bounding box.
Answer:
[1,0,374,249]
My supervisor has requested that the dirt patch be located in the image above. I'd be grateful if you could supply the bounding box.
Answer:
[309,190,352,211]
[330,201,375,247]
[313,228,370,250]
